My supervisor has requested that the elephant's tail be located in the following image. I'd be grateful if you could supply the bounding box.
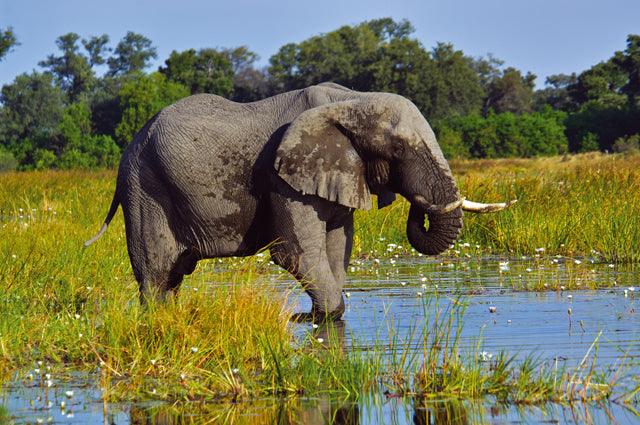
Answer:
[84,192,120,247]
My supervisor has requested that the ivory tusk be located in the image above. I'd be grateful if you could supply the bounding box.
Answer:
[461,199,517,213]
[412,195,465,215]
[425,197,464,215]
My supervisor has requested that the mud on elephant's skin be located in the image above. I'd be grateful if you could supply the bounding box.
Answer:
[85,82,516,321]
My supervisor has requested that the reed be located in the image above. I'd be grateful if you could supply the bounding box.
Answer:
[0,155,637,408]
[354,152,640,263]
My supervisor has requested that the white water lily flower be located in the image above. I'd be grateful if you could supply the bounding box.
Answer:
[65,390,74,398]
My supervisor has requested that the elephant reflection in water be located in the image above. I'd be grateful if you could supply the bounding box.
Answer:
[128,394,474,425]
[413,396,470,425]
[128,395,359,425]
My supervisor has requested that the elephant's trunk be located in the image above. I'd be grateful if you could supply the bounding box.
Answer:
[406,200,463,256]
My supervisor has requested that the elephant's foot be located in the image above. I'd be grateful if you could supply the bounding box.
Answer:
[290,309,343,324]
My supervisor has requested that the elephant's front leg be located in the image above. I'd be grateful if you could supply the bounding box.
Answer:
[269,192,347,321]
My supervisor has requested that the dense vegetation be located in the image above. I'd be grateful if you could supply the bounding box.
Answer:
[1,20,639,171]
[1,153,638,408]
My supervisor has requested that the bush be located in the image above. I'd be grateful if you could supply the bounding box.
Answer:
[612,134,640,154]
[0,150,18,172]
[435,107,568,159]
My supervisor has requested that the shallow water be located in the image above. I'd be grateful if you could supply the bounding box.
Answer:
[3,256,639,424]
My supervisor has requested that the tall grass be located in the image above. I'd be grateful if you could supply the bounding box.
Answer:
[1,155,638,407]
[355,152,640,263]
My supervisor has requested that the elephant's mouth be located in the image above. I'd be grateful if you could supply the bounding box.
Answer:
[407,195,517,256]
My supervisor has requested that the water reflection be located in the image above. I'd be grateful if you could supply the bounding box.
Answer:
[2,257,639,424]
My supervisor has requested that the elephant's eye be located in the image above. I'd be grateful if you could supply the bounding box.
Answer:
[390,140,405,158]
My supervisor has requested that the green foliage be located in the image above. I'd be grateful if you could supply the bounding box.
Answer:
[612,133,640,154]
[56,103,120,169]
[435,106,568,158]
[0,26,19,61]
[160,48,234,96]
[0,72,64,154]
[268,18,484,121]
[0,149,18,172]
[612,34,640,107]
[484,67,536,115]
[1,24,639,169]
[38,33,98,103]
[115,72,189,146]
[107,31,157,76]
[565,100,640,152]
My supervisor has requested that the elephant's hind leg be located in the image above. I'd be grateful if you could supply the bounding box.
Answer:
[124,192,194,305]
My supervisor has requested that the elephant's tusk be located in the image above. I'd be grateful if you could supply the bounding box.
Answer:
[425,197,465,215]
[412,195,465,215]
[461,199,517,213]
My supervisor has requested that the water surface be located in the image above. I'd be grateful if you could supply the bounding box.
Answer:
[3,256,639,424]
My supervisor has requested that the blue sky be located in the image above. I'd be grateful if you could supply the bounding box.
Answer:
[1,0,639,90]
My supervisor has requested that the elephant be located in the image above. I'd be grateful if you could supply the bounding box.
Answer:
[85,82,515,321]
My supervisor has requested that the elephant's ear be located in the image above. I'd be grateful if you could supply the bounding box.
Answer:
[274,101,373,210]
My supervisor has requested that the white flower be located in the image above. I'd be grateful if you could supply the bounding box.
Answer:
[480,351,493,361]
[190,347,198,353]
[489,306,496,313]
[65,390,74,398]
[317,338,324,343]
[232,368,239,374]
[574,259,582,265]
[150,360,156,365]
[417,292,423,297]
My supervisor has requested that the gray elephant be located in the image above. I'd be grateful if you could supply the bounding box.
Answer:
[85,83,514,321]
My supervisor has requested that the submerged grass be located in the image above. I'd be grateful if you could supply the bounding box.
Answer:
[1,154,639,414]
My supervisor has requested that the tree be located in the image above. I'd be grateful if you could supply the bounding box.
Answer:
[613,34,640,107]
[268,18,415,92]
[160,48,234,96]
[221,46,269,102]
[568,60,627,108]
[39,33,96,103]
[115,72,189,146]
[83,34,111,68]
[55,103,120,169]
[425,43,485,120]
[0,72,64,153]
[108,32,157,76]
[484,67,536,115]
[0,27,19,61]
[533,73,578,112]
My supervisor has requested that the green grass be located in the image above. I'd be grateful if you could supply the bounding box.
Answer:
[0,154,639,410]
[355,152,640,263]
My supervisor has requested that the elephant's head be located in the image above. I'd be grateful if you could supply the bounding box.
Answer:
[274,90,515,256]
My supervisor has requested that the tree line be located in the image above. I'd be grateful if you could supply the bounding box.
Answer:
[1,19,639,171]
